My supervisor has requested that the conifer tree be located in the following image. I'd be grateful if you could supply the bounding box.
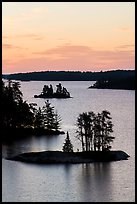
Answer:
[62,132,73,152]
[42,100,61,131]
[34,107,44,129]
[53,110,62,131]
[2,80,35,128]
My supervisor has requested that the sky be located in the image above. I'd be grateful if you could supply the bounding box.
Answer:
[2,2,135,74]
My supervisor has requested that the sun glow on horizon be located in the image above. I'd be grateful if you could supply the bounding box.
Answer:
[2,2,135,74]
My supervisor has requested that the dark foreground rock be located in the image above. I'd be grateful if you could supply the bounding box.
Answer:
[6,150,130,164]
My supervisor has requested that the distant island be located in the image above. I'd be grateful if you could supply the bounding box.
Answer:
[88,76,135,90]
[2,70,135,81]
[6,150,130,164]
[34,83,71,99]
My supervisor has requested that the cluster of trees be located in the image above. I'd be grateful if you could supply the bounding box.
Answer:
[76,110,114,151]
[56,83,70,97]
[1,80,61,132]
[42,84,53,95]
[42,83,70,97]
[34,100,61,131]
[2,80,34,129]
[62,110,114,152]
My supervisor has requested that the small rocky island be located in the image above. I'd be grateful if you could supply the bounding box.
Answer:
[34,83,71,98]
[6,150,130,164]
[6,132,130,164]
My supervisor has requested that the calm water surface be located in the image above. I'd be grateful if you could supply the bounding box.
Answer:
[2,81,135,202]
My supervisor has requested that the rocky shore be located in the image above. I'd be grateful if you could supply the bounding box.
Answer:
[6,150,130,164]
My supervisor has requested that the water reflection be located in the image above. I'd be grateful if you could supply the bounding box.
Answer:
[78,162,113,202]
[63,164,73,181]
[2,135,60,158]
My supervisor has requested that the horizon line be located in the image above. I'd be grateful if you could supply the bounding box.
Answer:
[2,68,135,75]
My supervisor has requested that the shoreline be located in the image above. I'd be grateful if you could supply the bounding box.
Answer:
[2,128,65,142]
[6,150,130,164]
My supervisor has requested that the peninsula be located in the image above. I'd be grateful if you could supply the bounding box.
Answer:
[88,76,135,90]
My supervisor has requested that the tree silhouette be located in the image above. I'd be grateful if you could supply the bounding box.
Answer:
[62,132,73,152]
[41,100,61,131]
[34,107,44,129]
[2,80,63,139]
[76,111,95,151]
[100,110,114,151]
[1,80,27,128]
[53,110,62,131]
[76,110,114,152]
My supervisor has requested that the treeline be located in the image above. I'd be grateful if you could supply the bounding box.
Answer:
[2,70,135,81]
[2,80,63,140]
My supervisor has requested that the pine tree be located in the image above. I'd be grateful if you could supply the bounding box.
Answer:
[42,100,55,130]
[53,110,62,131]
[34,107,44,129]
[42,100,61,131]
[1,80,35,129]
[100,110,114,151]
[62,132,73,152]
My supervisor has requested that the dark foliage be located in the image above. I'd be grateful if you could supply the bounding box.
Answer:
[34,83,71,98]
[62,132,73,152]
[1,81,62,141]
[2,70,135,82]
[89,75,135,90]
[76,110,114,152]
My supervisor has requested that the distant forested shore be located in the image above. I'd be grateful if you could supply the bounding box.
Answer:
[2,70,135,82]
[88,76,135,90]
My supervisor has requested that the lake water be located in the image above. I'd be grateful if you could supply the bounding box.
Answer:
[2,81,135,202]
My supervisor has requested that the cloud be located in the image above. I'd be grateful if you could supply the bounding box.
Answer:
[5,47,134,72]
[16,34,45,41]
[16,34,38,38]
[2,43,27,50]
[2,34,45,41]
[33,45,92,58]
[3,44,135,73]
[2,44,17,49]
[115,44,135,50]
[32,44,134,62]
[3,34,45,39]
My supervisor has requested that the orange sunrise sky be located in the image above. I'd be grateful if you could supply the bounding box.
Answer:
[2,2,135,74]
